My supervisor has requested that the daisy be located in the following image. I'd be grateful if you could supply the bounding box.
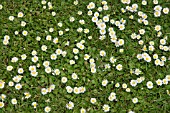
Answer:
[154,59,160,66]
[102,1,107,5]
[154,5,162,11]
[43,61,50,67]
[132,98,138,104]
[73,0,78,5]
[40,45,47,52]
[103,104,110,112]
[0,102,4,108]
[77,28,83,32]
[166,75,170,81]
[22,30,28,36]
[87,10,93,16]
[84,29,89,34]
[160,39,166,45]
[41,88,48,95]
[102,79,108,86]
[126,88,131,92]
[163,8,169,14]
[51,12,56,16]
[32,102,38,108]
[79,86,86,93]
[18,68,24,74]
[91,67,96,73]
[21,21,26,27]
[50,53,57,60]
[80,108,86,113]
[162,79,168,85]
[44,106,51,113]
[98,22,106,30]
[69,17,75,22]
[66,86,73,93]
[8,81,14,87]
[144,55,151,62]
[54,69,60,75]
[99,29,106,35]
[11,57,18,62]
[15,83,22,90]
[21,54,27,60]
[119,24,125,30]
[153,54,158,59]
[62,51,67,57]
[129,111,135,113]
[92,16,98,23]
[153,0,158,4]
[13,76,22,83]
[72,73,78,80]
[49,28,54,33]
[53,38,58,44]
[7,65,13,71]
[70,60,75,65]
[122,83,127,89]
[94,12,99,17]
[73,87,80,94]
[56,49,62,55]
[142,0,147,5]
[130,80,137,87]
[161,56,166,62]
[31,71,38,77]
[0,94,6,101]
[79,20,85,24]
[156,79,162,86]
[36,36,41,41]
[134,69,141,75]
[0,4,3,10]
[11,98,17,104]
[88,36,92,40]
[50,84,55,90]
[115,21,120,26]
[138,19,143,24]
[59,30,63,36]
[115,83,120,88]
[120,18,126,24]
[61,77,68,83]
[103,15,109,22]
[154,11,161,17]
[155,25,161,31]
[32,56,38,63]
[18,12,24,17]
[143,20,149,25]
[116,64,123,71]
[89,2,95,9]
[98,7,103,12]
[73,48,79,54]
[90,98,96,104]
[45,67,52,73]
[147,81,153,89]
[100,50,106,57]
[77,11,82,15]
[58,22,62,27]
[46,35,52,41]
[110,56,116,63]
[9,16,14,21]
[118,39,124,46]
[66,101,74,109]
[103,5,109,10]
[139,29,145,35]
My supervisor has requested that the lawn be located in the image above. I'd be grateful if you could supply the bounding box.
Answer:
[0,0,170,113]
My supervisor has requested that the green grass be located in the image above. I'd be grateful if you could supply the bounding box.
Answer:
[0,0,170,113]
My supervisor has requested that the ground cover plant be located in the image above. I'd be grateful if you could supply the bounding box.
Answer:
[0,0,170,113]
